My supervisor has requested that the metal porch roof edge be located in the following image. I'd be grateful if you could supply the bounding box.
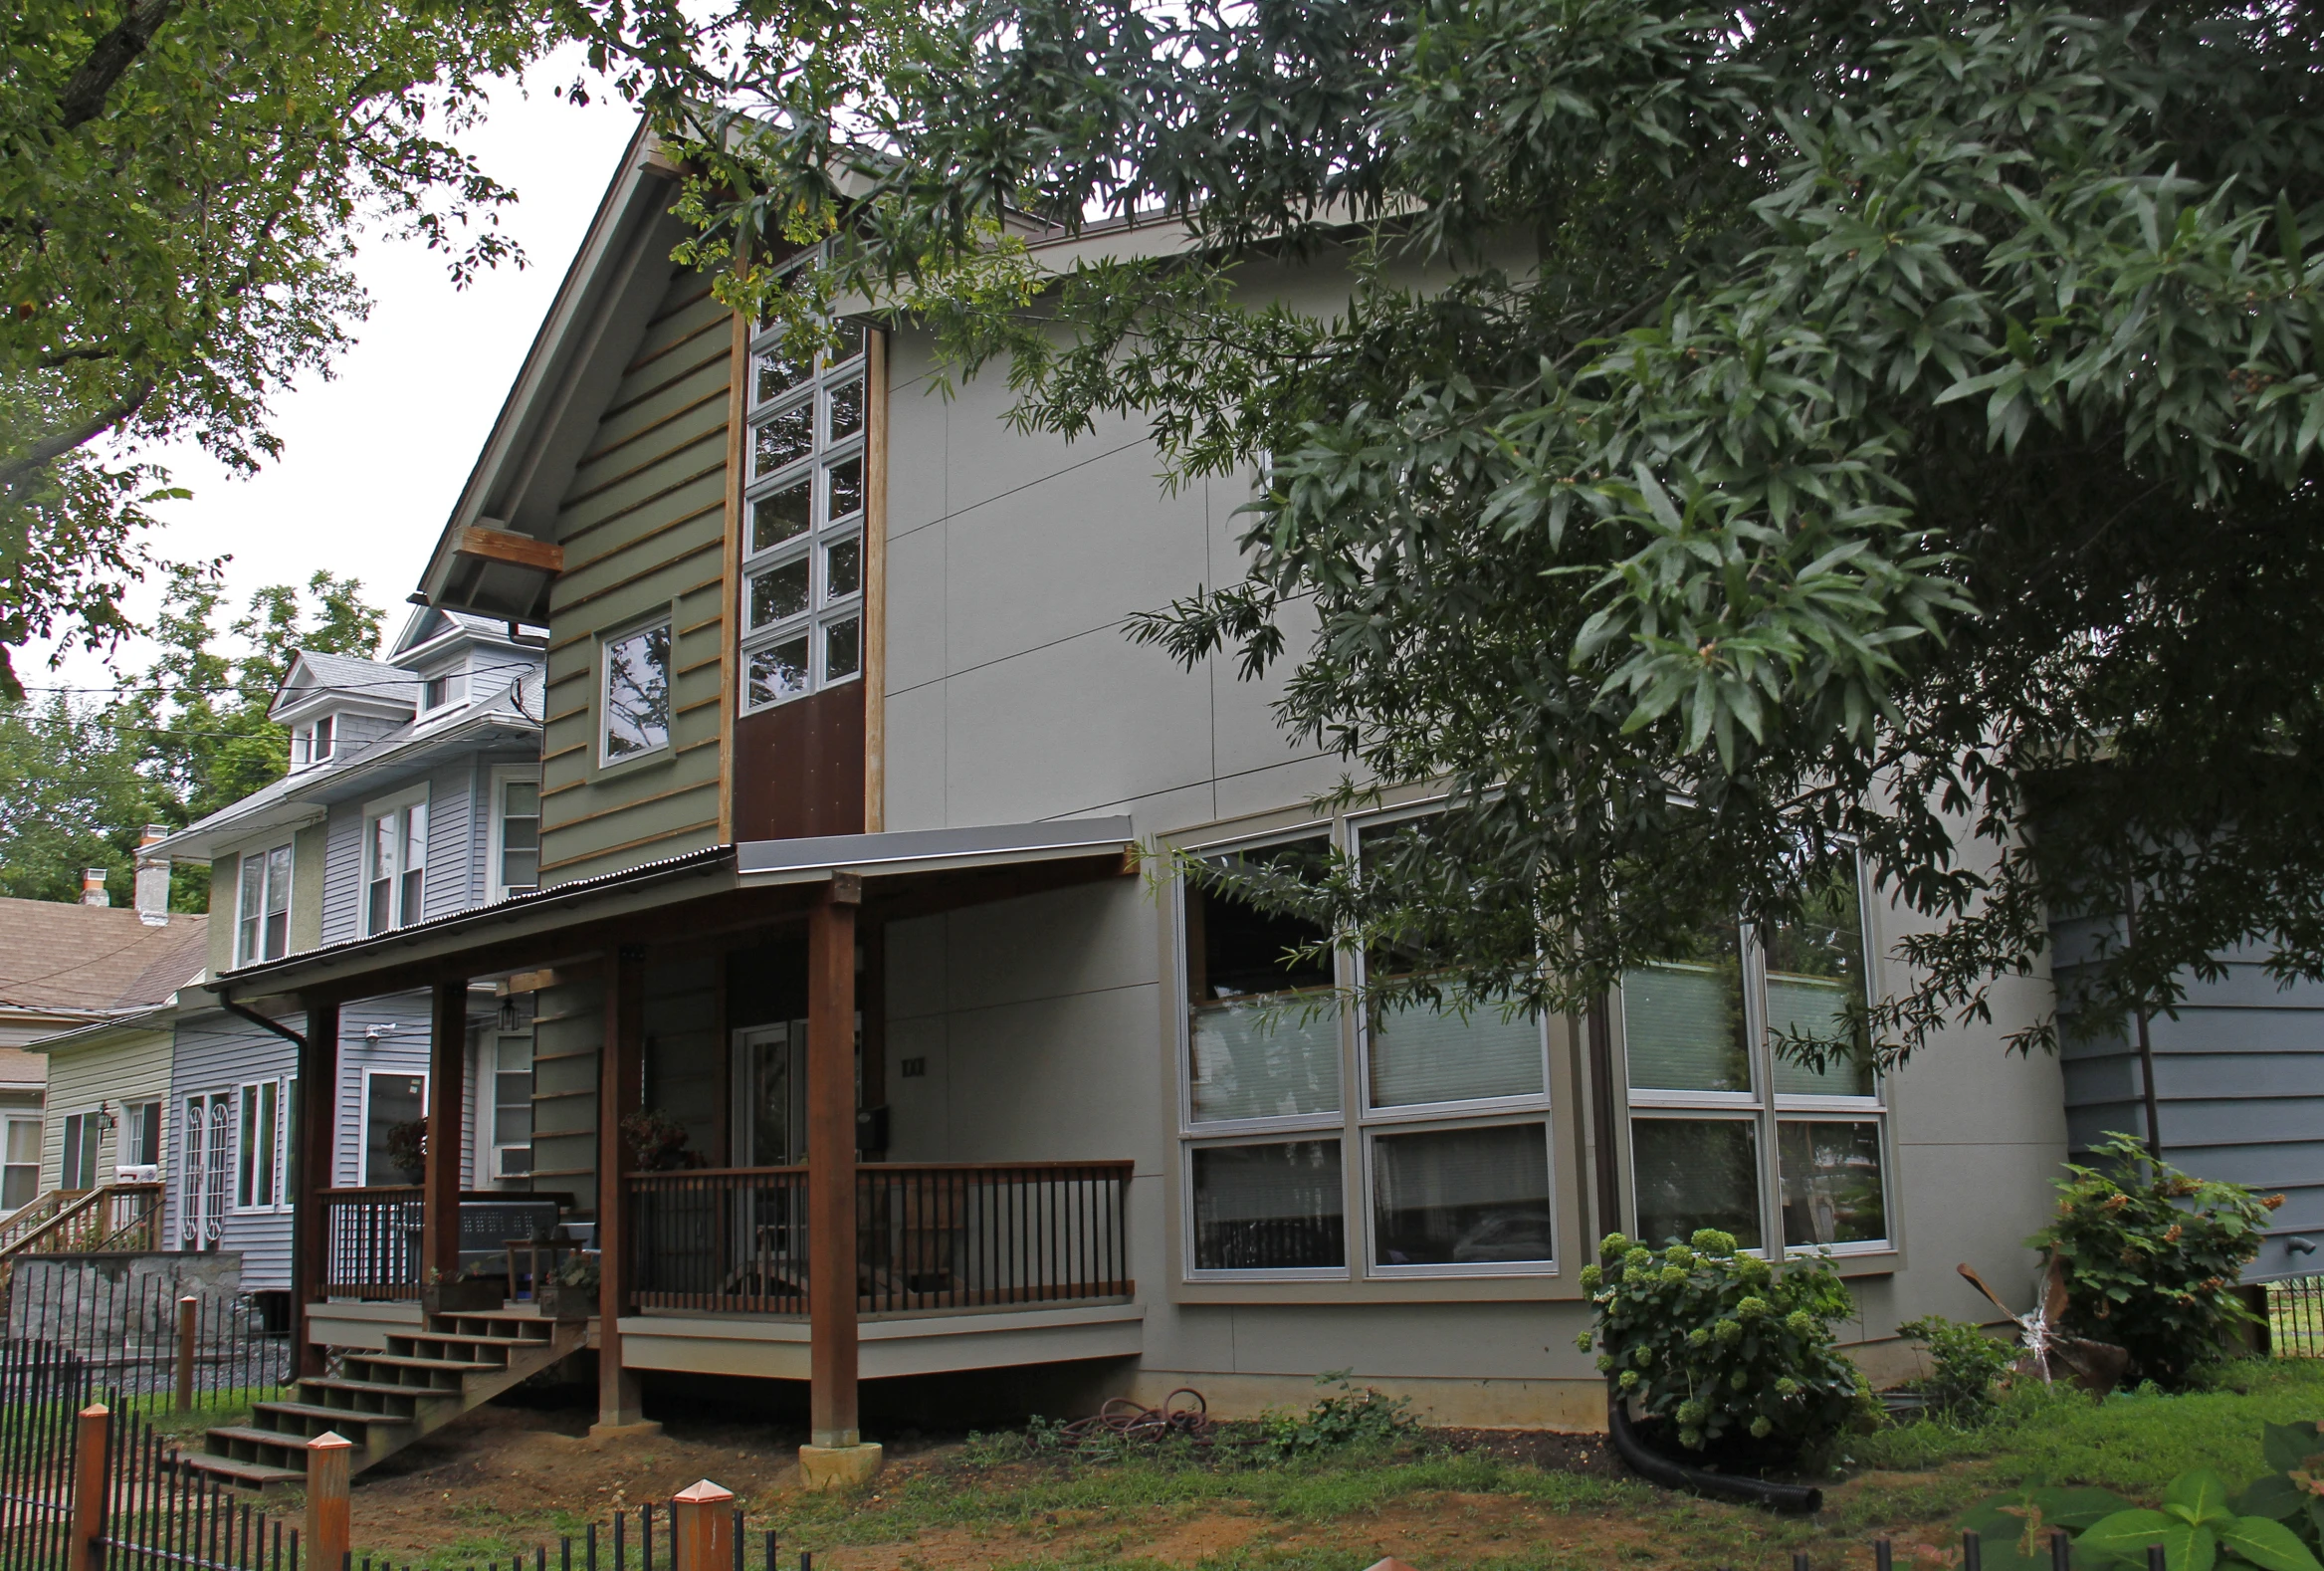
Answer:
[734,817,1138,882]
[210,818,1139,1004]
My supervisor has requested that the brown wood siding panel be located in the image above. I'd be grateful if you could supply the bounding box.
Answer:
[732,684,866,841]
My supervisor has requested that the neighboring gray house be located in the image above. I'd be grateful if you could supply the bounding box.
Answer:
[150,608,545,1294]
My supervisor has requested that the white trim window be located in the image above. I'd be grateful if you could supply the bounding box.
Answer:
[2,1114,41,1212]
[490,1031,533,1179]
[292,714,334,770]
[119,1099,161,1171]
[601,621,672,763]
[180,1093,231,1247]
[234,1078,289,1212]
[488,769,540,901]
[739,314,868,710]
[235,842,294,966]
[60,1108,102,1191]
[1616,862,1892,1255]
[363,789,429,935]
[1175,809,1558,1280]
[421,668,465,713]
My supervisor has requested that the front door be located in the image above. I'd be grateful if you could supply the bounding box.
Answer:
[732,1022,808,1167]
[179,1093,231,1249]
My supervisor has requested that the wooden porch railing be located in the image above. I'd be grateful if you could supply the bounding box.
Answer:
[0,1183,164,1260]
[320,1187,423,1299]
[626,1162,1134,1317]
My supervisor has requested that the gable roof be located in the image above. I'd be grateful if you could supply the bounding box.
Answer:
[272,650,421,719]
[0,899,209,1016]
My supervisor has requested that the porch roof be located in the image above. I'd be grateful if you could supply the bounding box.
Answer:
[213,816,1136,1010]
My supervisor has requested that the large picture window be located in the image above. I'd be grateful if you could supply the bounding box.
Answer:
[1617,867,1891,1254]
[235,842,293,966]
[1176,812,1558,1280]
[739,312,868,711]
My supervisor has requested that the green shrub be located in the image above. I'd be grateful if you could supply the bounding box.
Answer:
[1579,1228,1873,1457]
[2030,1134,2278,1387]
[1900,1313,2015,1421]
[1253,1370,1418,1459]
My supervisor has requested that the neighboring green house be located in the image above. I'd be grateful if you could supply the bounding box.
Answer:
[30,1008,180,1196]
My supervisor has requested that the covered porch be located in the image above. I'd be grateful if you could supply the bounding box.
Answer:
[217,819,1141,1471]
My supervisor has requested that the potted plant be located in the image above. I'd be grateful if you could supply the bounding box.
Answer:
[421,1257,506,1315]
[620,1108,704,1172]
[535,1250,599,1320]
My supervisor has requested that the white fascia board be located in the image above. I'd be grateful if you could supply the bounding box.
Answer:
[735,816,1136,885]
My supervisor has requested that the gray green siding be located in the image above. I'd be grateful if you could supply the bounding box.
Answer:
[538,265,733,886]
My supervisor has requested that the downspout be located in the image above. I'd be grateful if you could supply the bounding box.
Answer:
[218,993,308,1053]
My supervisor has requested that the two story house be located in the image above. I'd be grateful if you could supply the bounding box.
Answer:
[180,119,2107,1494]
[149,608,545,1303]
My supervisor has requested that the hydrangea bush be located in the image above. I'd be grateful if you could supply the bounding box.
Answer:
[1579,1228,1873,1455]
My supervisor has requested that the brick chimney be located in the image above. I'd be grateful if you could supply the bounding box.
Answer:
[134,824,170,926]
[81,868,108,907]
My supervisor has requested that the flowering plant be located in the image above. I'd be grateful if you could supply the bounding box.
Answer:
[2030,1134,2278,1387]
[1579,1228,1871,1457]
[619,1108,702,1172]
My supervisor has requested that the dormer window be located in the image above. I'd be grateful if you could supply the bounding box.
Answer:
[292,715,334,770]
[422,671,464,712]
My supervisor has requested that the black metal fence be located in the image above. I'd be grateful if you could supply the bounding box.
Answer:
[99,1404,303,1569]
[4,1262,291,1417]
[0,1337,92,1563]
[348,1507,791,1571]
[2268,1275,2324,1355]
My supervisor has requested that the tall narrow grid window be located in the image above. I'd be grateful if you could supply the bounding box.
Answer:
[235,1079,287,1210]
[492,1032,533,1179]
[1618,865,1890,1254]
[0,1117,37,1212]
[739,316,868,709]
[235,843,293,965]
[1176,811,1560,1280]
[60,1111,100,1190]
[120,1100,161,1169]
[364,797,428,935]
[493,775,540,899]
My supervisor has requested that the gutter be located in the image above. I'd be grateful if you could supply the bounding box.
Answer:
[217,993,308,1053]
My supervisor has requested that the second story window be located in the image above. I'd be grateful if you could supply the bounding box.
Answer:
[364,791,428,934]
[293,715,334,769]
[602,621,671,762]
[740,316,868,710]
[235,843,293,966]
[491,771,540,900]
[423,671,464,712]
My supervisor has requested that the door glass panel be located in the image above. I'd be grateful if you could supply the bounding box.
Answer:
[740,1024,808,1167]
[1372,1122,1552,1266]
[365,1074,426,1185]
[1779,1120,1886,1246]
[1631,1116,1762,1249]
[1190,1140,1345,1270]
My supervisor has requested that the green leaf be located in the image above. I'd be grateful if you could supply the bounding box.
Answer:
[2081,1509,2219,1571]
[2218,1516,2324,1571]
[2040,1489,2140,1530]
[2233,1477,2306,1523]
[2173,1474,2240,1528]
[2262,1425,2322,1474]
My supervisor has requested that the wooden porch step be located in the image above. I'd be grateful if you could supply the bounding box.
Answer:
[249,1401,416,1433]
[298,1376,454,1404]
[179,1453,305,1488]
[347,1353,501,1375]
[203,1425,315,1456]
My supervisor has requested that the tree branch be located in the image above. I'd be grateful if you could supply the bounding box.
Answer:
[57,0,180,132]
[0,381,155,501]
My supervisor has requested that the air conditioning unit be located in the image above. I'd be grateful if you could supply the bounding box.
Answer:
[113,1165,159,1183]
[491,1146,531,1181]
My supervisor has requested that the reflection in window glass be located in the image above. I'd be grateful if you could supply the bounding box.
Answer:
[1622,922,1750,1092]
[1373,1122,1552,1266]
[827,377,865,441]
[1371,1001,1542,1108]
[1191,1141,1345,1269]
[827,456,863,521]
[752,481,811,551]
[826,537,863,599]
[1186,840,1340,1123]
[498,778,539,896]
[603,624,672,759]
[1632,1117,1762,1248]
[750,559,810,627]
[1779,1120,1885,1245]
[753,403,813,476]
[824,616,861,682]
[756,351,809,402]
[1766,873,1874,1097]
[747,637,809,708]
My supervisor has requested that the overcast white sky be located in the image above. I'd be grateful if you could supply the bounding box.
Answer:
[35,52,641,697]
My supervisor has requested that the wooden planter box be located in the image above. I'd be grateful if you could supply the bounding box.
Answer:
[422,1277,506,1315]
[534,1280,596,1321]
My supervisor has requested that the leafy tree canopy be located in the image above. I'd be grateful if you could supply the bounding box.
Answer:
[626,0,2324,1061]
[0,566,382,909]
[0,0,549,695]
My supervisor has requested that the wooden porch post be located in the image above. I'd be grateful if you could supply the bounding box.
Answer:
[421,979,467,1288]
[594,944,653,1435]
[804,877,873,1474]
[292,996,338,1379]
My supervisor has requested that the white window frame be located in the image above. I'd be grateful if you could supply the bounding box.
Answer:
[0,1114,39,1214]
[598,617,674,767]
[59,1106,104,1192]
[738,306,870,713]
[234,840,295,967]
[421,665,465,714]
[1172,806,1561,1283]
[118,1098,162,1172]
[1613,857,1895,1258]
[486,766,542,903]
[233,1078,290,1213]
[488,1030,533,1181]
[361,785,430,937]
[359,1069,428,1187]
[293,714,335,770]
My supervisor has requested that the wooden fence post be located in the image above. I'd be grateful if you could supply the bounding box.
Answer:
[70,1403,107,1571]
[672,1479,736,1571]
[307,1432,352,1569]
[175,1295,197,1412]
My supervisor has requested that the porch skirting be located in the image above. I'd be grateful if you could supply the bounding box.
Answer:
[616,1301,1147,1380]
